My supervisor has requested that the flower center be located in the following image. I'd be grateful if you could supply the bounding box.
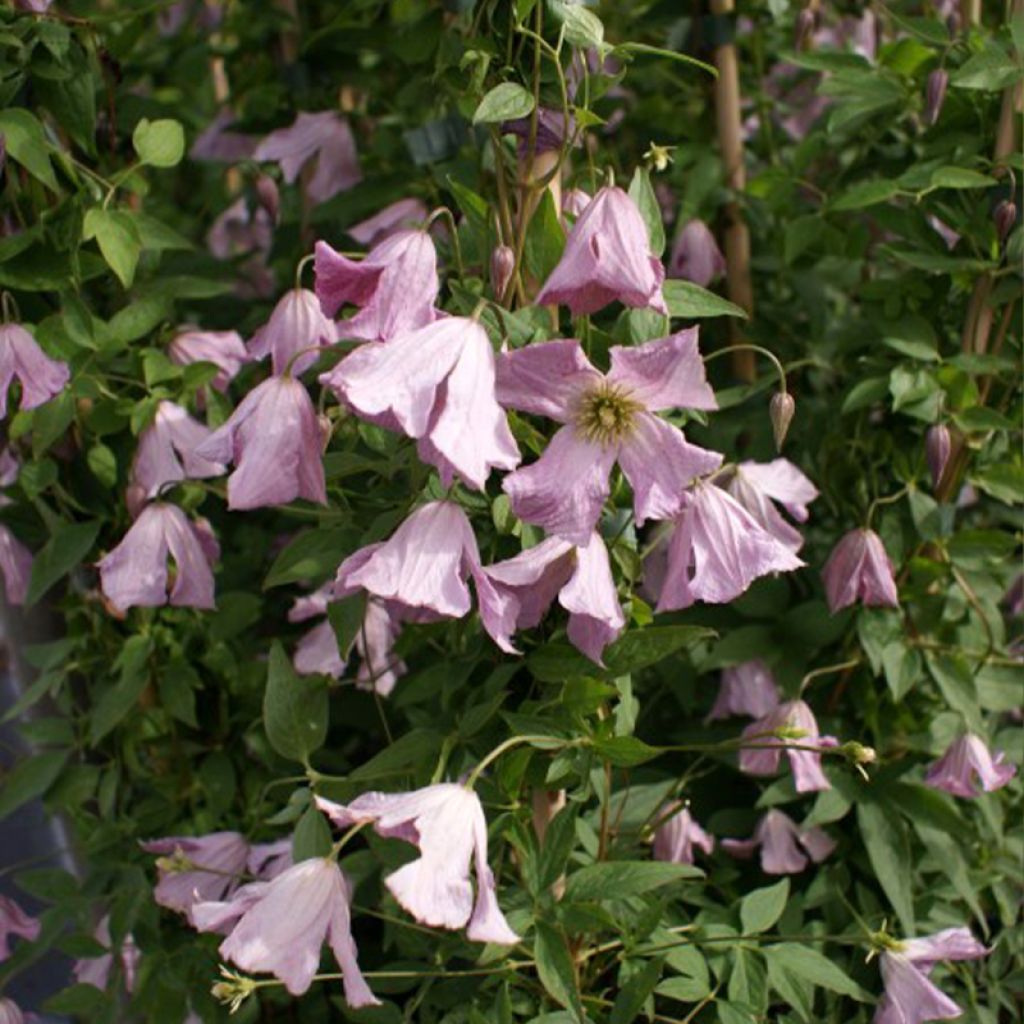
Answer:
[574,383,641,447]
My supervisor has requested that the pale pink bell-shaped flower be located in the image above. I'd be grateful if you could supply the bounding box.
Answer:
[190,109,259,163]
[248,288,339,375]
[707,659,781,721]
[206,197,273,261]
[668,220,726,287]
[535,186,668,316]
[140,831,249,924]
[0,997,23,1024]
[722,809,836,875]
[0,895,40,960]
[479,531,625,664]
[317,784,520,945]
[924,733,1017,798]
[0,323,70,419]
[822,528,899,613]
[322,316,519,491]
[131,401,226,501]
[724,459,818,551]
[247,838,293,881]
[348,198,428,247]
[739,699,835,793]
[314,229,439,343]
[73,916,140,993]
[497,332,721,545]
[652,804,714,865]
[652,483,803,612]
[875,927,987,1024]
[0,526,32,605]
[98,503,217,612]
[294,619,346,679]
[193,857,378,1006]
[168,329,250,393]
[196,375,326,510]
[253,111,362,205]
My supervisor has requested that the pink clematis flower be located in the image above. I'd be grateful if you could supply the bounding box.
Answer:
[875,927,988,1024]
[248,288,338,376]
[497,331,721,546]
[314,229,439,343]
[98,503,217,612]
[822,528,899,613]
[535,185,667,316]
[668,220,726,287]
[707,659,781,721]
[317,784,520,945]
[193,858,378,1006]
[724,459,819,552]
[140,831,249,924]
[321,316,519,490]
[74,916,140,993]
[206,197,273,262]
[253,111,362,205]
[0,997,23,1024]
[479,531,625,664]
[0,895,40,960]
[651,483,804,612]
[196,375,326,510]
[0,526,32,606]
[294,619,346,680]
[0,323,69,419]
[653,804,714,865]
[247,839,293,881]
[739,699,835,793]
[722,809,836,874]
[924,733,1017,798]
[168,329,250,393]
[348,198,429,247]
[190,109,258,163]
[131,401,225,502]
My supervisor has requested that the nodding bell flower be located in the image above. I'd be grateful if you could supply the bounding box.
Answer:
[248,288,338,376]
[821,528,899,613]
[73,916,140,993]
[722,809,836,875]
[925,424,951,490]
[652,804,714,865]
[0,526,31,606]
[0,895,40,960]
[0,323,69,419]
[668,220,726,288]
[168,328,250,393]
[739,698,836,793]
[707,659,781,722]
[924,733,1017,798]
[497,331,722,546]
[722,458,818,552]
[348,198,429,247]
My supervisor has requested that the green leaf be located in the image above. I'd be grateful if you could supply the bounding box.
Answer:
[132,117,186,167]
[473,82,535,124]
[857,801,915,933]
[89,635,154,743]
[83,208,142,289]
[534,922,584,1022]
[951,45,1021,90]
[157,658,200,728]
[841,376,888,414]
[739,878,789,934]
[0,749,68,821]
[591,735,661,767]
[0,109,57,189]
[663,280,747,319]
[970,463,1024,504]
[27,519,101,607]
[263,643,328,765]
[925,653,982,733]
[830,179,900,211]
[548,0,604,49]
[565,861,702,902]
[930,167,998,190]
[31,389,76,457]
[327,592,367,660]
[604,626,716,675]
[292,804,333,861]
[610,958,663,1024]
[761,943,871,1001]
[525,189,566,282]
[628,167,665,257]
[264,527,358,589]
[86,443,118,488]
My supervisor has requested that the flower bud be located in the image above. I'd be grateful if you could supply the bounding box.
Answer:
[840,740,877,766]
[255,174,280,224]
[926,424,951,490]
[924,69,948,127]
[491,244,515,299]
[769,392,795,450]
[994,199,1017,244]
[318,413,333,453]
[795,8,817,51]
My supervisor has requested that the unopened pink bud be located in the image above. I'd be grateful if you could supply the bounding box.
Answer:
[491,245,515,299]
[994,200,1017,244]
[926,424,951,489]
[318,414,332,452]
[924,69,948,126]
[769,392,795,450]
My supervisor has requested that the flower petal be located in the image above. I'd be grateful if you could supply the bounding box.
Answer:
[494,338,600,422]
[607,328,717,413]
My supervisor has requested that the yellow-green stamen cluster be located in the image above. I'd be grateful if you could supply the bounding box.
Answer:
[574,383,641,447]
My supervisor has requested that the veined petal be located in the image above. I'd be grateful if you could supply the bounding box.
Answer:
[560,532,625,665]
[494,338,600,421]
[607,328,717,412]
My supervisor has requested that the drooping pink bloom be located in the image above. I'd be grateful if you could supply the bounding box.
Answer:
[479,532,625,664]
[168,329,250,393]
[707,659,781,721]
[652,804,714,865]
[196,376,326,510]
[875,927,988,1024]
[140,831,249,924]
[253,111,362,205]
[497,332,721,545]
[348,198,428,247]
[534,186,667,316]
[317,784,520,944]
[503,108,576,158]
[0,526,32,606]
[248,288,338,376]
[193,858,378,1006]
[722,810,836,875]
[925,425,951,490]
[206,196,273,261]
[927,215,960,251]
[13,0,52,12]
[247,839,293,881]
[131,401,225,501]
[0,997,23,1024]
[322,317,519,490]
[0,895,39,960]
[190,109,259,163]
[97,503,217,612]
[739,699,835,793]
[668,220,726,287]
[924,734,1017,798]
[724,459,818,551]
[0,324,70,419]
[73,916,140,993]
[294,619,346,679]
[652,483,803,612]
[314,230,439,343]
[822,528,899,613]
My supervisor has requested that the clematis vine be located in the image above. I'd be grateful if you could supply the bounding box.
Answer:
[924,733,1017,798]
[739,699,836,792]
[722,809,836,875]
[497,331,721,545]
[248,288,338,375]
[652,804,715,865]
[707,659,781,721]
[0,322,69,419]
[822,528,899,613]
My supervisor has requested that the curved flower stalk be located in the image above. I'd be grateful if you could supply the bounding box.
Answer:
[0,323,69,418]
[924,733,1017,798]
[723,458,819,551]
[168,328,250,393]
[0,895,39,960]
[248,288,338,376]
[497,331,721,545]
[707,659,781,721]
[0,526,32,606]
[317,783,520,945]
[822,528,899,612]
[739,699,836,793]
[652,804,714,865]
[722,809,835,875]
